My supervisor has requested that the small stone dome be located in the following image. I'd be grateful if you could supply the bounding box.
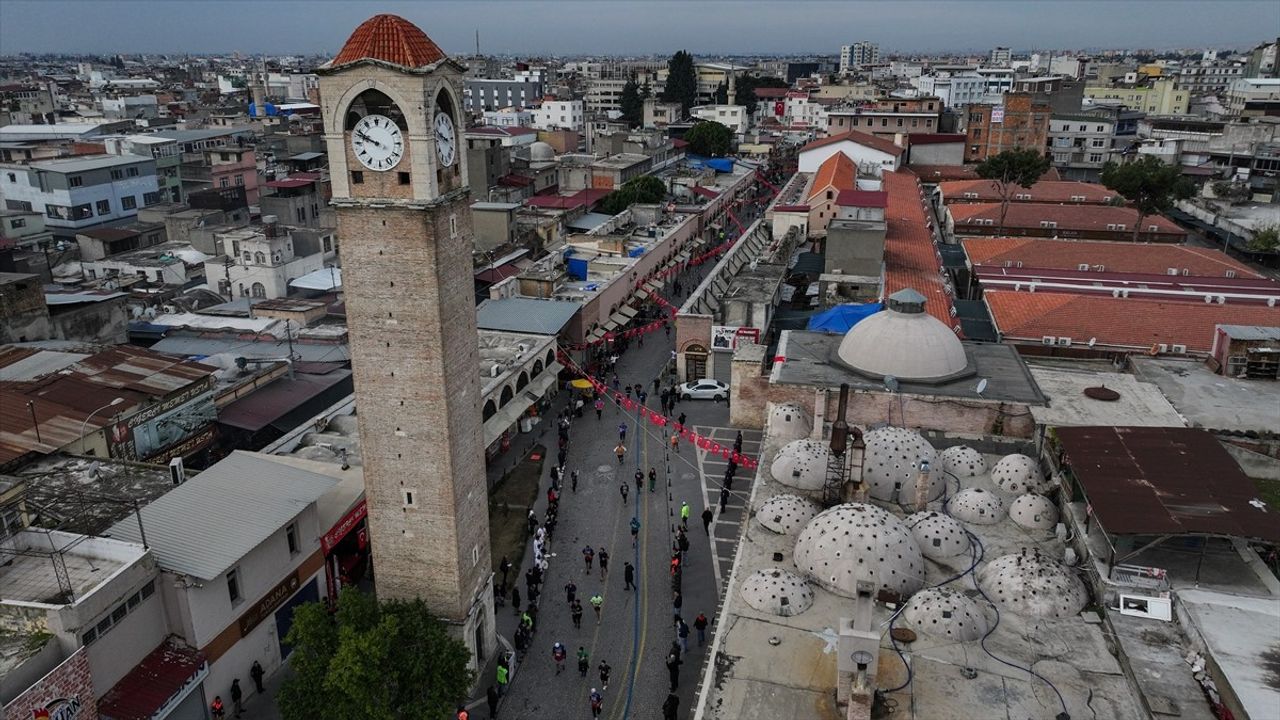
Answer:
[978,548,1088,619]
[757,493,820,534]
[902,587,990,641]
[528,141,556,162]
[1009,493,1059,531]
[770,439,831,491]
[794,503,925,598]
[991,454,1047,495]
[741,568,814,616]
[862,427,945,504]
[766,403,812,442]
[940,445,986,478]
[948,488,1004,525]
[906,511,971,560]
[836,288,970,382]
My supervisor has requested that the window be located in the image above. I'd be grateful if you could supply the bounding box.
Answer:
[286,523,299,555]
[72,204,92,220]
[352,171,364,184]
[5,172,14,183]
[1090,139,1105,148]
[296,207,306,223]
[1088,153,1104,163]
[234,175,244,186]
[110,169,123,180]
[127,167,139,177]
[253,251,266,264]
[122,196,137,210]
[251,282,266,298]
[227,568,243,604]
[69,175,83,187]
[398,171,410,185]
[143,191,160,205]
[10,217,24,229]
[219,176,229,188]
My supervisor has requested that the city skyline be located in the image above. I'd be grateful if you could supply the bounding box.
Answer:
[1,0,1277,57]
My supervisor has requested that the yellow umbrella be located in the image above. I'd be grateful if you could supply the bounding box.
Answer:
[570,378,594,389]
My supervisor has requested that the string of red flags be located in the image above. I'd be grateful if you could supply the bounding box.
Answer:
[556,351,760,471]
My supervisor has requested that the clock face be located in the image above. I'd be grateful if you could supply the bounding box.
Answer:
[434,111,457,167]
[351,114,404,171]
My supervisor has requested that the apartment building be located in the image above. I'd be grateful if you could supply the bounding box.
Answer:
[1084,77,1190,115]
[1226,78,1280,118]
[0,154,160,238]
[464,77,545,113]
[531,100,584,132]
[1174,62,1246,94]
[204,219,329,300]
[103,134,184,203]
[839,42,880,74]
[964,93,1051,162]
[912,72,987,109]
[690,104,749,134]
[1048,113,1118,180]
[825,98,942,138]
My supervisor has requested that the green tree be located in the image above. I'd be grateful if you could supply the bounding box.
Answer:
[1211,180,1251,205]
[661,50,698,113]
[733,75,788,108]
[1248,224,1280,253]
[975,148,1051,235]
[1100,156,1195,242]
[684,121,734,157]
[640,82,652,101]
[278,588,474,720]
[619,77,643,128]
[599,175,668,214]
[713,81,728,105]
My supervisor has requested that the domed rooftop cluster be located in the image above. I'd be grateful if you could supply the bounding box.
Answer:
[766,403,812,443]
[948,488,1004,525]
[906,511,971,560]
[794,503,925,598]
[740,568,814,616]
[902,587,990,641]
[862,427,945,504]
[770,439,831,491]
[940,445,986,478]
[332,14,447,69]
[1009,494,1058,531]
[978,548,1088,619]
[757,493,820,535]
[991,454,1048,495]
[836,288,971,382]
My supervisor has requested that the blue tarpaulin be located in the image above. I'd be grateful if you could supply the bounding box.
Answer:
[806,303,882,333]
[685,155,735,173]
[566,257,589,280]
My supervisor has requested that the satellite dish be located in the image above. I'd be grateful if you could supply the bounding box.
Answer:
[1088,337,1097,347]
[884,375,899,393]
[850,650,875,666]
[976,378,988,395]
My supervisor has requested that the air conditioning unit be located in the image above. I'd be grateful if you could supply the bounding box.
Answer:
[1182,269,1190,276]
[1042,336,1056,345]
[1157,343,1169,353]
[1172,344,1187,354]
[1167,268,1178,275]
[1094,265,1105,272]
[1078,263,1090,271]
[1057,337,1073,347]
[1217,295,1226,304]
[169,457,186,485]
[1225,270,1237,279]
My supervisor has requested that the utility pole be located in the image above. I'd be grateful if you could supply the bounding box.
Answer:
[475,29,480,58]
[27,400,42,444]
[223,256,234,299]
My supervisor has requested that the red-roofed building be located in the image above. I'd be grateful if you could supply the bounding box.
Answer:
[798,130,904,173]
[963,237,1261,278]
[946,202,1186,243]
[836,190,888,209]
[882,170,955,329]
[909,164,980,182]
[986,290,1280,356]
[937,179,1117,205]
[97,639,207,720]
[330,14,447,70]
[806,153,859,236]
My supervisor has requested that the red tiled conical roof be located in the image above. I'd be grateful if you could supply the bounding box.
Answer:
[332,14,446,69]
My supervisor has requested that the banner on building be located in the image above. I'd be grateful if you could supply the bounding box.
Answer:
[711,326,760,351]
[991,106,1005,123]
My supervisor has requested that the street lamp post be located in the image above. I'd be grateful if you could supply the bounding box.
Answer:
[80,398,124,455]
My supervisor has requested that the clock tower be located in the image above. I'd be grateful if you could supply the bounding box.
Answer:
[317,14,492,666]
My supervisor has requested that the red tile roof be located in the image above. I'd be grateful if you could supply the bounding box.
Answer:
[755,88,789,99]
[949,202,1185,236]
[939,179,1116,204]
[801,130,904,158]
[808,152,857,202]
[963,237,1262,279]
[836,189,888,208]
[265,178,314,189]
[332,14,446,69]
[909,164,979,181]
[985,290,1280,352]
[907,133,967,145]
[883,170,956,330]
[97,639,206,720]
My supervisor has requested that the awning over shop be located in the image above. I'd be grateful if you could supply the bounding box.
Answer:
[635,287,652,300]
[97,639,207,720]
[644,280,662,292]
[588,327,608,342]
[525,363,562,400]
[676,251,691,263]
[619,305,639,319]
[609,311,630,327]
[602,319,621,333]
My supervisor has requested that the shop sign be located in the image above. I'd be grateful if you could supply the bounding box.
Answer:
[32,698,80,720]
[238,570,302,636]
[321,500,367,554]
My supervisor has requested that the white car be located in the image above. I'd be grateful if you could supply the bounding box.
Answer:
[679,379,729,401]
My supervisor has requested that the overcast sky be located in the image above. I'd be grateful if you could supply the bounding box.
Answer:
[2,1,1276,57]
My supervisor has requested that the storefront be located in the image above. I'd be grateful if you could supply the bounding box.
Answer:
[321,498,370,604]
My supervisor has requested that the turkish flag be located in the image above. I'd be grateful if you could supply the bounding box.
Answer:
[774,101,784,116]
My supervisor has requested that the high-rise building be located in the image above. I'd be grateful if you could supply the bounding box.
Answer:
[316,14,494,669]
[839,42,880,74]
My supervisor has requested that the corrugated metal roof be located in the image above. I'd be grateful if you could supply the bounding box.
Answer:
[0,347,87,381]
[148,333,350,364]
[476,298,580,335]
[1057,426,1280,543]
[107,451,340,579]
[218,370,353,432]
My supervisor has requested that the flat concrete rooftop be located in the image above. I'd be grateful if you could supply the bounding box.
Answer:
[1130,357,1280,433]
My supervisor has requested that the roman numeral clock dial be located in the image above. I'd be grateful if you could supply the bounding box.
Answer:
[350,114,403,171]
[434,111,456,167]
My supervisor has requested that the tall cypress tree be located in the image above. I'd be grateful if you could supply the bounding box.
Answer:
[662,50,697,114]
[619,78,643,127]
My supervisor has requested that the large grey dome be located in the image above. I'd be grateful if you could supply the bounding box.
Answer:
[528,141,556,161]
[940,445,986,478]
[1009,493,1058,531]
[757,493,820,534]
[770,439,831,491]
[978,549,1088,619]
[836,288,970,382]
[794,503,925,598]
[862,427,945,504]
[948,488,1004,525]
[991,454,1048,494]
[740,568,814,616]
[906,511,971,560]
[766,403,812,442]
[902,587,990,641]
